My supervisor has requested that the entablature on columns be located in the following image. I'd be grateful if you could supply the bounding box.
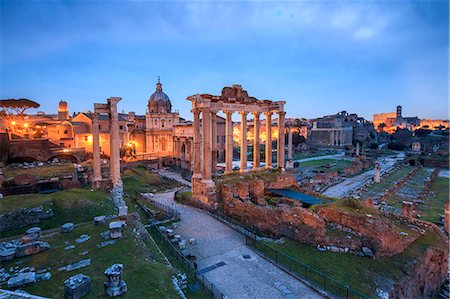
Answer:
[187,93,285,114]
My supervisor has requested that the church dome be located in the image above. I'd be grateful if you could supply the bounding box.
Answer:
[148,78,172,113]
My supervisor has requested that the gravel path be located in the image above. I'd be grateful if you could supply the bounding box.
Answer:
[321,153,405,198]
[151,191,322,299]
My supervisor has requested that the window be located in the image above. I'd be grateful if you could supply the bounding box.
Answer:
[162,120,165,128]
[64,130,68,134]
[120,126,123,130]
[84,136,88,141]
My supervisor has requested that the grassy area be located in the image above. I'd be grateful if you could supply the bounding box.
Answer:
[297,158,352,172]
[122,167,182,195]
[360,165,414,199]
[3,162,91,180]
[418,177,450,223]
[263,228,442,298]
[1,189,115,238]
[2,222,179,298]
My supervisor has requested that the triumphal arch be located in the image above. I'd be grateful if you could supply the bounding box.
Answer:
[187,84,286,206]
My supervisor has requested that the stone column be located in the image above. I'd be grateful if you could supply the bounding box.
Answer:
[265,112,273,169]
[374,162,381,183]
[445,201,450,232]
[225,110,233,173]
[210,111,217,175]
[202,107,212,181]
[239,111,248,172]
[356,142,360,157]
[286,126,293,169]
[252,112,260,170]
[92,112,102,188]
[277,111,286,170]
[108,97,124,207]
[192,109,201,179]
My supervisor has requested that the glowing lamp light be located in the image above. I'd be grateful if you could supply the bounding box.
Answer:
[63,149,69,153]
[24,123,29,128]
[11,121,16,126]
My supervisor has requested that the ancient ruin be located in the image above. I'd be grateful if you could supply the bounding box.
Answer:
[188,85,290,206]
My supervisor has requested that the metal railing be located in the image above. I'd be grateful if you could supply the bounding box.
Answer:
[245,235,369,299]
[137,195,224,299]
[147,224,224,299]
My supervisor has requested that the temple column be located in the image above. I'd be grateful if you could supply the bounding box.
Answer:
[286,126,293,169]
[202,107,212,181]
[225,110,233,173]
[210,111,217,175]
[277,111,286,170]
[108,97,124,206]
[239,111,248,172]
[92,112,102,188]
[252,112,260,170]
[265,112,273,169]
[192,109,201,179]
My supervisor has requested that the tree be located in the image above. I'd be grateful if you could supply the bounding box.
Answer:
[0,99,40,116]
[377,122,387,132]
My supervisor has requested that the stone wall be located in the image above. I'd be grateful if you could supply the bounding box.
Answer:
[317,207,419,257]
[0,207,53,232]
[389,226,448,298]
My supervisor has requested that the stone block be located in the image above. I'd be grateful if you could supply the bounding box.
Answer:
[64,273,92,299]
[1,248,16,261]
[15,241,50,258]
[109,221,125,239]
[104,264,127,297]
[94,216,106,225]
[7,272,36,288]
[26,227,41,238]
[362,247,373,257]
[66,259,92,272]
[61,222,75,233]
[21,234,38,244]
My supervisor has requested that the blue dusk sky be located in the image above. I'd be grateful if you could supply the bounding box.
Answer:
[0,0,448,121]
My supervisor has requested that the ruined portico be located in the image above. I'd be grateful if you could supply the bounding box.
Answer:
[187,84,286,206]
[91,98,125,207]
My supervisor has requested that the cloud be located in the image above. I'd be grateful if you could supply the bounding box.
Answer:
[354,27,375,39]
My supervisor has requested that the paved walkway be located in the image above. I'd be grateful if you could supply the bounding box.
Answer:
[321,153,405,198]
[158,169,192,187]
[150,191,322,299]
[294,152,348,163]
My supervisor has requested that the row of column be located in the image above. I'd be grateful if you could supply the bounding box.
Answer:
[91,98,122,190]
[192,108,287,182]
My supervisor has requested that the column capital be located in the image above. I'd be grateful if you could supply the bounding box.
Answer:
[191,108,201,115]
[223,110,233,116]
[264,111,273,117]
[252,111,260,118]
[277,111,286,117]
[238,111,248,116]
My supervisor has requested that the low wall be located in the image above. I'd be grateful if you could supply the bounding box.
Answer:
[0,206,54,232]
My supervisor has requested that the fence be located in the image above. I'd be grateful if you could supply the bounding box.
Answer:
[137,195,224,299]
[245,235,369,299]
[144,195,181,221]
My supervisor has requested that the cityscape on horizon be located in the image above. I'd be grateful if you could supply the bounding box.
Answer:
[0,1,449,299]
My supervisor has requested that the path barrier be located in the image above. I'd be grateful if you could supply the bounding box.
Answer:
[137,195,225,299]
[245,234,369,299]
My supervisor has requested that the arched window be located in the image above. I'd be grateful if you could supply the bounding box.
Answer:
[162,120,165,128]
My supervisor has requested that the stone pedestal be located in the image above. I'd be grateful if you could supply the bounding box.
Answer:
[109,221,125,239]
[104,264,127,297]
[445,201,450,232]
[192,178,216,208]
[402,201,414,218]
[364,198,374,208]
[374,163,381,183]
[64,274,91,299]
